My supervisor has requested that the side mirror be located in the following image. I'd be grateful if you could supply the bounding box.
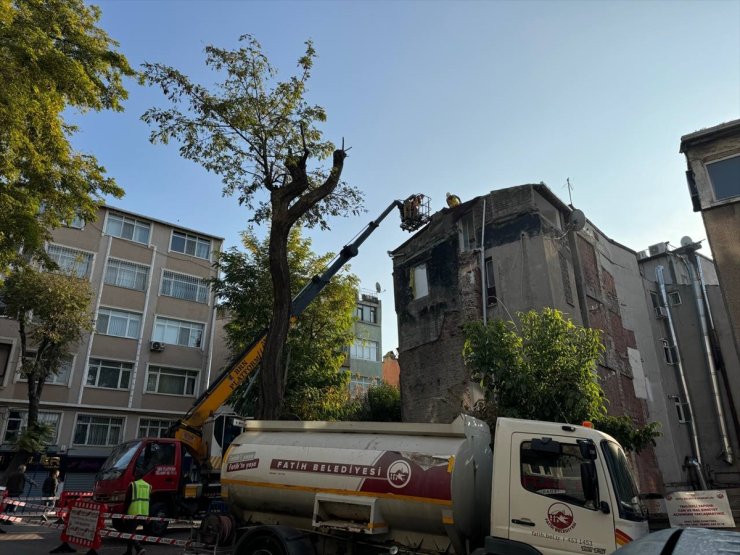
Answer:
[580,462,598,503]
[577,439,597,460]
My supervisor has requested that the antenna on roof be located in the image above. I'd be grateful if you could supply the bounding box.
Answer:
[565,178,574,206]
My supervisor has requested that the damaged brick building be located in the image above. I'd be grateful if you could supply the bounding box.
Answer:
[390,184,662,492]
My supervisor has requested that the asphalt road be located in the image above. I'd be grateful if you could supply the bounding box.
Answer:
[0,519,198,555]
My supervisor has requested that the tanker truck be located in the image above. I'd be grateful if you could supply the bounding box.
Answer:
[209,414,649,555]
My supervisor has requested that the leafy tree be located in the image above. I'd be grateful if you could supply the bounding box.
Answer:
[347,382,402,422]
[3,267,93,447]
[211,227,359,420]
[592,415,661,454]
[463,308,659,452]
[143,36,363,418]
[0,0,132,269]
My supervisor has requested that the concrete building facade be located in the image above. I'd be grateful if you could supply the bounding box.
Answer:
[346,289,383,396]
[638,243,740,490]
[390,184,662,492]
[681,120,740,358]
[0,206,222,489]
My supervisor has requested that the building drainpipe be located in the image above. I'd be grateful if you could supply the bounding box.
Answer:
[679,253,734,465]
[696,254,740,453]
[568,230,590,328]
[656,265,708,489]
[480,199,487,326]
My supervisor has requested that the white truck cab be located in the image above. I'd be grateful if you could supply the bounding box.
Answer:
[488,418,649,555]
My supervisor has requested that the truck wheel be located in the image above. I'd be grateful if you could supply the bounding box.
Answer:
[236,531,288,555]
[142,502,169,536]
[236,527,314,555]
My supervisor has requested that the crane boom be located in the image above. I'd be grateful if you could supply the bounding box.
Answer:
[173,195,429,462]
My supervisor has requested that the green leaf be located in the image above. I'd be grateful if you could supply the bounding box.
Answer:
[0,0,133,271]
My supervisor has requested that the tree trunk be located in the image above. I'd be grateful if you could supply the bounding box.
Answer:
[258,222,292,419]
[27,376,40,428]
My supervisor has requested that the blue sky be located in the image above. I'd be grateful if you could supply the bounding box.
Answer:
[71,0,740,350]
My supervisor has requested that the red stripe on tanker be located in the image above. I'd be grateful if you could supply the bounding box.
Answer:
[265,451,452,500]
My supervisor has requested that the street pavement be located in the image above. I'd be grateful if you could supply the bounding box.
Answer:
[0,519,196,555]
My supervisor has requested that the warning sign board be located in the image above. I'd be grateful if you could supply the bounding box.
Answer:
[60,500,107,549]
[665,490,736,528]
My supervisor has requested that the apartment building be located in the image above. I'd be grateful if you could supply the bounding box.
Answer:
[0,206,222,489]
[346,289,383,396]
[637,242,740,490]
[389,184,662,493]
[681,119,740,357]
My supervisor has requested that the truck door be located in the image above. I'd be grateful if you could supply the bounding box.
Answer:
[135,440,178,493]
[509,433,615,555]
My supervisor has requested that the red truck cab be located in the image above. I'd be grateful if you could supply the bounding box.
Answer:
[93,438,208,534]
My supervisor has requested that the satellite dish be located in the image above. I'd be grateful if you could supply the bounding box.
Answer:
[569,209,586,232]
[680,236,694,247]
[375,282,382,293]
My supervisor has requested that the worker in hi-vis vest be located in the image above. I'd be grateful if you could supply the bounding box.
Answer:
[123,470,150,555]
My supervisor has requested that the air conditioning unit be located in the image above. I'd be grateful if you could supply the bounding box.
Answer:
[648,243,668,257]
[655,306,669,319]
[150,341,166,352]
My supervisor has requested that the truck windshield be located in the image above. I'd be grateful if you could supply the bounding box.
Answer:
[601,440,645,521]
[97,440,142,480]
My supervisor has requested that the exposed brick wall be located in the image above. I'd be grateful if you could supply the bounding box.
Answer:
[382,354,400,386]
[489,186,534,220]
[399,310,468,423]
[579,236,600,298]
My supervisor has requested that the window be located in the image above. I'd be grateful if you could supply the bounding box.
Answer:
[160,271,209,303]
[65,215,85,229]
[3,410,60,444]
[485,257,497,306]
[170,231,211,260]
[105,259,149,291]
[135,441,176,475]
[649,291,661,310]
[412,264,429,299]
[675,400,691,423]
[350,338,378,361]
[355,304,377,324]
[349,375,376,397]
[87,358,132,389]
[460,214,476,251]
[47,244,93,279]
[0,343,10,383]
[706,154,740,201]
[105,213,150,244]
[153,317,204,348]
[660,339,678,365]
[520,440,593,509]
[19,353,73,385]
[600,441,645,521]
[668,291,682,306]
[146,366,199,396]
[138,419,176,438]
[96,308,141,339]
[73,414,124,446]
